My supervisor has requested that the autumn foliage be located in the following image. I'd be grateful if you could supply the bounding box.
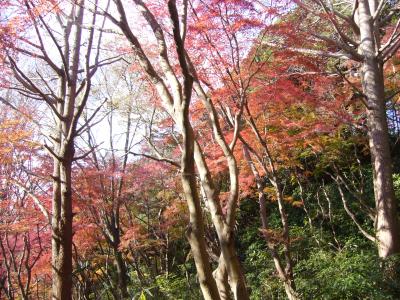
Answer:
[1,0,400,299]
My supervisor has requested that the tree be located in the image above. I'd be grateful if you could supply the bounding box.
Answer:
[95,0,269,298]
[2,0,115,297]
[0,105,50,299]
[230,46,350,299]
[266,0,400,257]
[74,68,143,298]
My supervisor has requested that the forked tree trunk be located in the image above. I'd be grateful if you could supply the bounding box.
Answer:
[190,92,249,300]
[171,12,220,294]
[193,144,249,300]
[180,115,221,300]
[358,0,400,257]
[220,235,248,300]
[52,3,84,297]
[8,0,101,297]
[112,1,246,297]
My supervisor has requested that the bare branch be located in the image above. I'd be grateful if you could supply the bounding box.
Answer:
[130,152,181,168]
[9,180,51,224]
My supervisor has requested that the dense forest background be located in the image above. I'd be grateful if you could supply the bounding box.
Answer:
[1,0,400,299]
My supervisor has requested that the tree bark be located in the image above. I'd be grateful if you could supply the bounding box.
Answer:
[358,0,400,257]
[213,256,233,300]
[52,151,74,300]
[193,143,249,300]
[114,248,129,298]
[180,116,221,300]
[189,85,249,299]
[169,5,221,297]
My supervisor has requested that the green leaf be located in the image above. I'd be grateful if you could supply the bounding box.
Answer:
[138,291,146,300]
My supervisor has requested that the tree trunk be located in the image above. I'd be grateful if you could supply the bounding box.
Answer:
[194,143,249,300]
[52,153,73,300]
[115,249,129,298]
[180,122,221,300]
[177,69,220,299]
[273,181,299,299]
[213,256,232,300]
[220,235,249,300]
[358,0,400,257]
[283,281,299,300]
